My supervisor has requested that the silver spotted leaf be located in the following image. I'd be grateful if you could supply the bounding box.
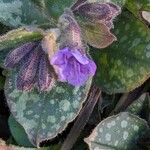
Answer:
[85,112,150,150]
[91,10,150,93]
[5,68,92,147]
[0,28,43,67]
[0,0,51,27]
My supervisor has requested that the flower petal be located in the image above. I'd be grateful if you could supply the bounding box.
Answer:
[50,47,71,66]
[63,59,88,86]
[51,47,97,86]
[71,50,89,65]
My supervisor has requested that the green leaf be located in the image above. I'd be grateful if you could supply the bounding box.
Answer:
[92,10,150,93]
[0,0,51,27]
[85,112,150,150]
[5,69,92,147]
[0,28,43,67]
[126,93,148,115]
[8,114,33,147]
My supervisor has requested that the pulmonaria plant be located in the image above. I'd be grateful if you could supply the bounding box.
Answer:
[4,1,120,91]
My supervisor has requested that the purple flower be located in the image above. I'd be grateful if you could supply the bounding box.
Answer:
[50,47,96,86]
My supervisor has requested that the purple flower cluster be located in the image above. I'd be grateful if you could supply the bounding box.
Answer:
[51,47,96,86]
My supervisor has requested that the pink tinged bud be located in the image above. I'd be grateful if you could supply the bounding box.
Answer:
[16,45,41,91]
[37,54,55,91]
[4,42,37,69]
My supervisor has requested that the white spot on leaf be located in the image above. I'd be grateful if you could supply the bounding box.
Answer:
[105,133,111,141]
[123,131,128,140]
[59,100,71,111]
[121,120,128,128]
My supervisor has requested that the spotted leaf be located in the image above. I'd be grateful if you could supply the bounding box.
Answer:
[85,112,150,150]
[0,0,51,27]
[5,68,92,147]
[0,28,43,67]
[91,10,150,93]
